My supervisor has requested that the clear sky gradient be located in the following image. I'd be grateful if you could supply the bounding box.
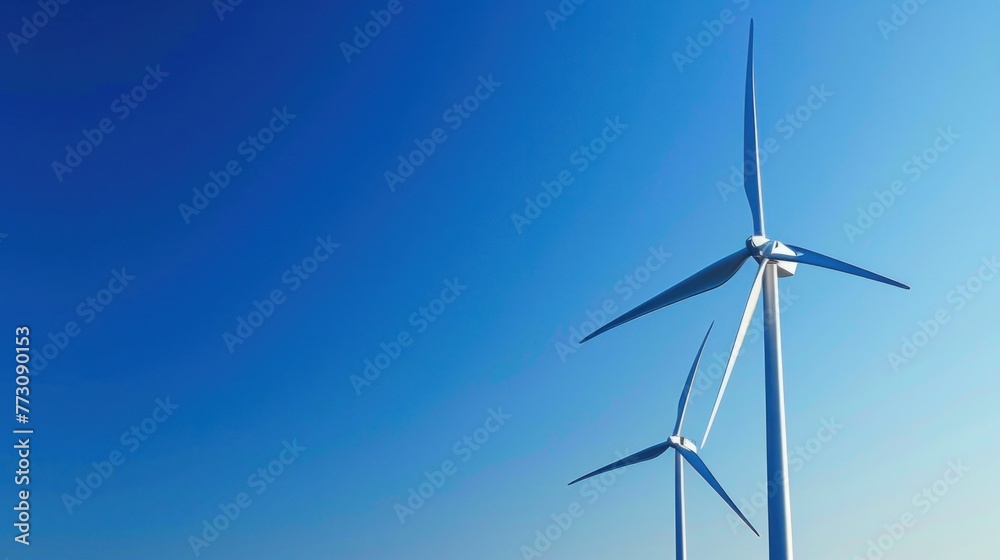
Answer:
[1,1,998,559]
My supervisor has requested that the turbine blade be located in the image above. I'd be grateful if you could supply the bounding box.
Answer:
[702,261,766,447]
[675,446,760,537]
[580,249,751,343]
[743,19,766,236]
[568,442,670,486]
[775,244,910,290]
[673,322,714,436]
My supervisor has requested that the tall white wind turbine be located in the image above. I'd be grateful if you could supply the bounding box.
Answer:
[576,20,908,559]
[568,324,758,559]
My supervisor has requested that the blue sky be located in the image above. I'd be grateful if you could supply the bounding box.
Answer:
[2,1,998,558]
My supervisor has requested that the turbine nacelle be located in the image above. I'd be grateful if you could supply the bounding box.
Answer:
[668,435,698,453]
[746,236,798,278]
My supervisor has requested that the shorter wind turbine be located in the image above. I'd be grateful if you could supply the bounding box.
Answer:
[568,323,758,559]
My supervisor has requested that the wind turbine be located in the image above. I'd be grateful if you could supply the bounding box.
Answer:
[575,20,908,559]
[568,323,759,559]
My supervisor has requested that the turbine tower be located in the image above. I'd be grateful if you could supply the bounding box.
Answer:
[576,21,908,559]
[568,324,758,559]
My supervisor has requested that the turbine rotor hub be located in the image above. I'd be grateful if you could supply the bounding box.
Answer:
[746,235,770,256]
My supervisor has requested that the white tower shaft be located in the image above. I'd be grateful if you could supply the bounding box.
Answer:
[762,263,793,559]
[675,451,687,560]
